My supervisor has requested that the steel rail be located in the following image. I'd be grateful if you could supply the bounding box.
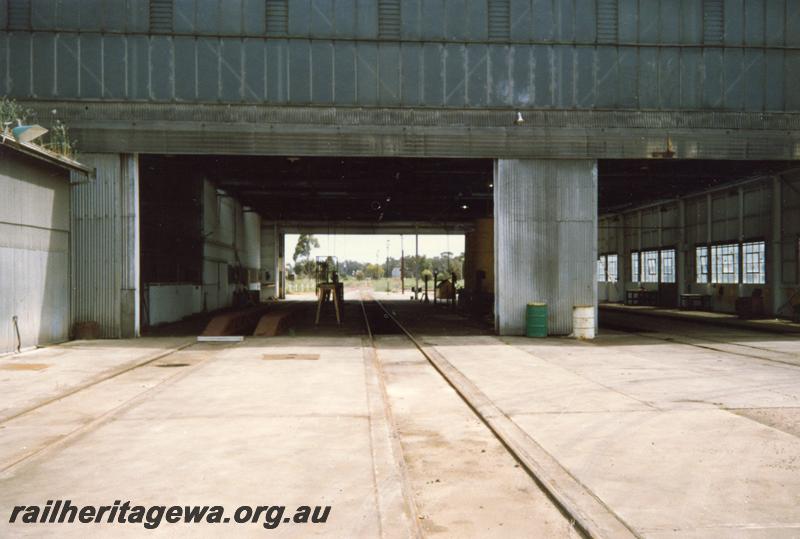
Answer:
[360,294,639,539]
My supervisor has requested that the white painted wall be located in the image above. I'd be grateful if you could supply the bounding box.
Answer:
[0,148,71,353]
[201,180,261,311]
[147,284,202,325]
[202,180,235,311]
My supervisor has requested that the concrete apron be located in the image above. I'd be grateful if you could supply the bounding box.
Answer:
[426,333,800,538]
[0,337,414,538]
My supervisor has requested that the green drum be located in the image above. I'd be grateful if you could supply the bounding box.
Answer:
[525,303,548,337]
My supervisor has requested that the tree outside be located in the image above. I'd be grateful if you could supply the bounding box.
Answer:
[292,234,320,277]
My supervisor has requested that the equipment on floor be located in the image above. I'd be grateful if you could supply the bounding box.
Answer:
[735,288,765,319]
[526,303,548,337]
[315,283,342,326]
[314,256,343,326]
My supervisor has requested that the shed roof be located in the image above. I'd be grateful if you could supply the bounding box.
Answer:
[0,133,92,175]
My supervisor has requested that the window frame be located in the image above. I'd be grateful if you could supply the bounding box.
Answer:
[606,253,619,283]
[741,239,766,285]
[695,244,709,284]
[710,242,740,284]
[659,247,676,284]
[631,251,640,283]
[597,256,607,283]
[598,253,619,283]
[641,249,660,283]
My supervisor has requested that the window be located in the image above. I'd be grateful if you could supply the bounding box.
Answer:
[597,258,607,282]
[607,254,618,283]
[742,241,765,284]
[598,254,619,283]
[711,243,739,284]
[660,249,676,283]
[696,245,709,284]
[631,252,640,282]
[642,250,659,283]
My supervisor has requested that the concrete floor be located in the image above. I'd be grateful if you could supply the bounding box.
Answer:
[1,298,799,537]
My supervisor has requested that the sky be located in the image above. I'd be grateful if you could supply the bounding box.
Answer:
[285,234,465,264]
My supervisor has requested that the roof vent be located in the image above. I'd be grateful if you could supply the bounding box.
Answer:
[487,0,510,40]
[596,0,619,43]
[149,0,174,33]
[7,0,31,30]
[703,0,724,44]
[378,0,401,39]
[266,0,289,34]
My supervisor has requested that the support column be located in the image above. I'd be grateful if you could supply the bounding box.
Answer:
[771,176,783,315]
[464,218,494,301]
[494,159,597,336]
[243,209,261,293]
[259,222,280,300]
[678,199,688,297]
[71,153,140,338]
[119,154,140,338]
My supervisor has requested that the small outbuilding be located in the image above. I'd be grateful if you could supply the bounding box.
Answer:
[1,134,91,354]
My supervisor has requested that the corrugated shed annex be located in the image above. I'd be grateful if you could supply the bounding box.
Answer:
[0,138,90,353]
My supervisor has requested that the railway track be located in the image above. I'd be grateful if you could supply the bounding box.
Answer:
[358,293,638,539]
[601,316,800,368]
[0,342,214,474]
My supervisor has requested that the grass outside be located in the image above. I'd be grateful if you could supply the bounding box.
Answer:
[286,277,462,295]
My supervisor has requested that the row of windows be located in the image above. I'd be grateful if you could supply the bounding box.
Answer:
[599,241,768,285]
[599,250,673,284]
[696,241,765,284]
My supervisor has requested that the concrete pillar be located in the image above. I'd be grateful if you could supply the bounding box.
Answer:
[243,209,261,292]
[738,186,745,298]
[706,193,713,297]
[71,153,140,338]
[494,159,597,336]
[678,199,688,297]
[260,222,280,300]
[615,214,625,302]
[771,177,783,315]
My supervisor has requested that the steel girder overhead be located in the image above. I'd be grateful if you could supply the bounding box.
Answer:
[1,0,799,159]
[139,155,493,223]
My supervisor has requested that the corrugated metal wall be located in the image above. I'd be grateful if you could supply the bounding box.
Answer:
[0,147,71,353]
[494,159,597,335]
[71,153,139,338]
[2,0,798,111]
